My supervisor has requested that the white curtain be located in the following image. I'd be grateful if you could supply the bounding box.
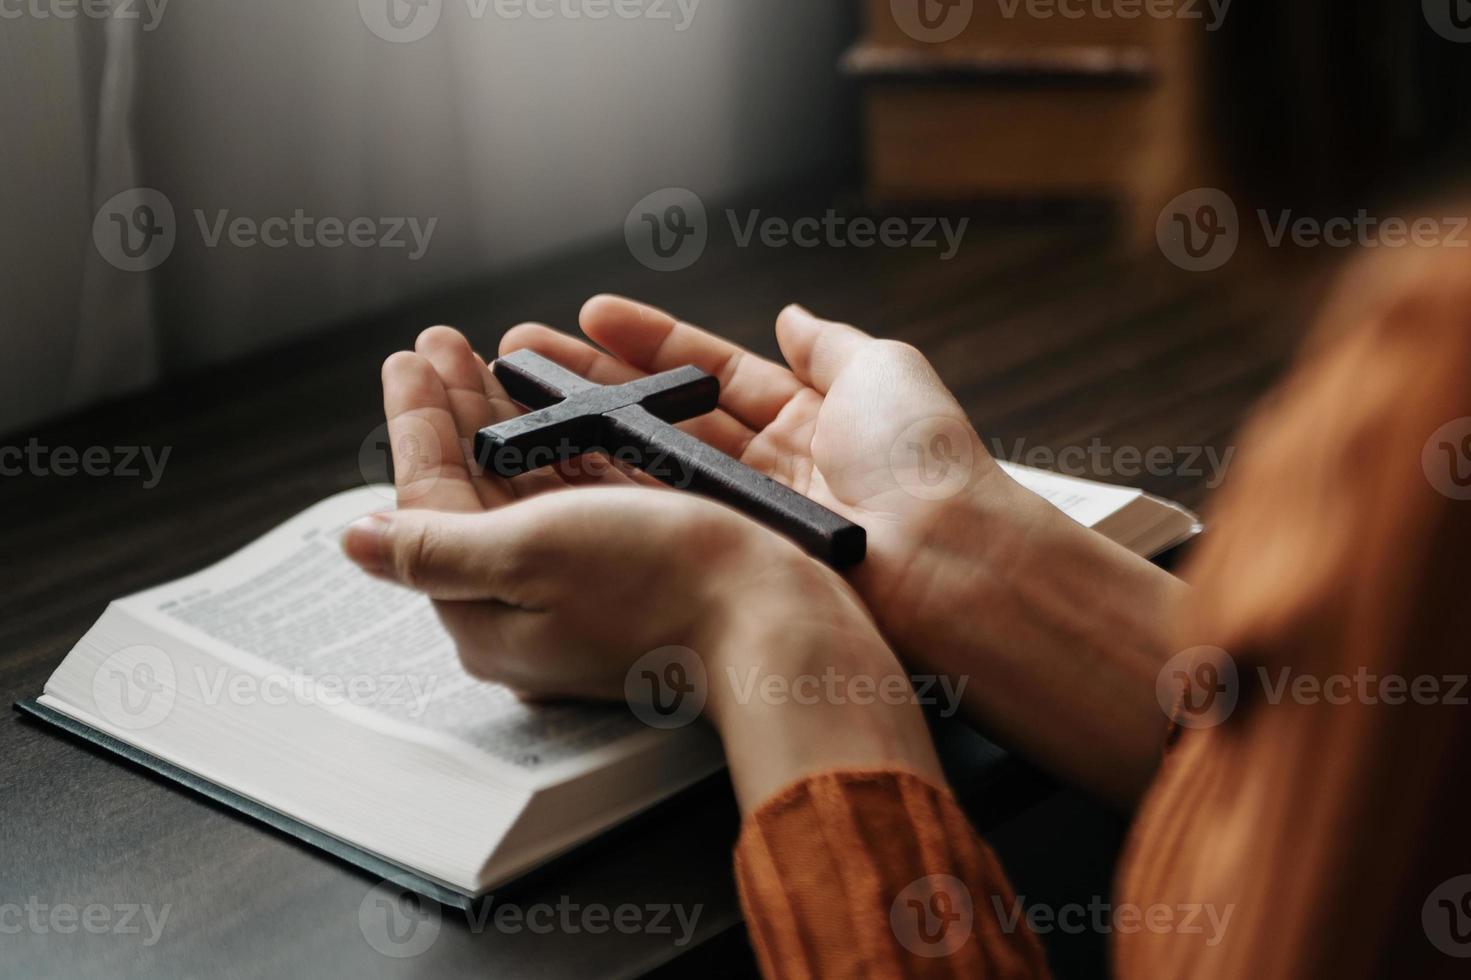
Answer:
[73,12,159,407]
[1,0,852,433]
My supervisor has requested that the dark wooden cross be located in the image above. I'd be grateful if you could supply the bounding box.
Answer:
[474,350,866,569]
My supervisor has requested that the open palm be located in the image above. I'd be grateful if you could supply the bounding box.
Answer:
[379,326,651,518]
[498,297,1016,623]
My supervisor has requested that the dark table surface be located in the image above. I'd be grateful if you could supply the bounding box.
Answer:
[0,203,1313,979]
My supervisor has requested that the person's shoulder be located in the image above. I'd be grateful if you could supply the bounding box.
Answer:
[1312,215,1471,348]
[1181,215,1471,651]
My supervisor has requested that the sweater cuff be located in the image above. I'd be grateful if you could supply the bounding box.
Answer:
[734,769,1051,979]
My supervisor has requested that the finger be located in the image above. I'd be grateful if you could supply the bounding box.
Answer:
[465,344,526,427]
[421,325,623,496]
[414,326,539,506]
[415,326,496,436]
[342,508,533,602]
[500,321,643,386]
[579,294,805,431]
[498,322,754,460]
[774,304,875,395]
[381,352,483,513]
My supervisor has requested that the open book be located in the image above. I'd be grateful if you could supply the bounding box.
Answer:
[21,466,1199,904]
[996,462,1201,559]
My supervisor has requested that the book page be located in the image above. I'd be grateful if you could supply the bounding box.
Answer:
[118,487,648,780]
[999,461,1143,528]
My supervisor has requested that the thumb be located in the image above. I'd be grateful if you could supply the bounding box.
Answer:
[775,304,873,394]
[341,509,530,601]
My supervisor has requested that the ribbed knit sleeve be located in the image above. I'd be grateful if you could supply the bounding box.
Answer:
[733,770,1051,979]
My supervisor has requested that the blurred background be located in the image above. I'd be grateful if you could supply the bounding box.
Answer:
[9,0,1471,440]
[3,0,866,431]
[2,0,859,426]
[2,0,1216,435]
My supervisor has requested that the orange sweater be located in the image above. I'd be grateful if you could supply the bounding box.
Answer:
[736,770,1050,979]
[734,246,1471,979]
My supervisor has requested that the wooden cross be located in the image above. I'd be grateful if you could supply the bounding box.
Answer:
[475,350,866,568]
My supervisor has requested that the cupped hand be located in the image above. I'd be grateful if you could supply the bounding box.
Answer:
[344,485,869,701]
[344,326,946,808]
[497,297,1052,649]
[375,326,641,515]
[490,301,1186,805]
[346,324,887,705]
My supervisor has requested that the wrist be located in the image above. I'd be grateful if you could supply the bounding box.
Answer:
[888,464,1191,803]
[696,543,885,728]
[693,547,944,813]
[869,461,1055,659]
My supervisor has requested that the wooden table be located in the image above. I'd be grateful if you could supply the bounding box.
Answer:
[0,205,1311,979]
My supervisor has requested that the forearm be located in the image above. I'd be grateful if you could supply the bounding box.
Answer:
[698,550,1050,977]
[886,470,1190,806]
[697,561,945,815]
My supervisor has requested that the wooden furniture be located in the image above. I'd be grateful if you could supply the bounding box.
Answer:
[847,0,1181,206]
[0,204,1309,978]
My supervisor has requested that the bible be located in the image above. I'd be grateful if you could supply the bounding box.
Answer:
[19,466,1198,905]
